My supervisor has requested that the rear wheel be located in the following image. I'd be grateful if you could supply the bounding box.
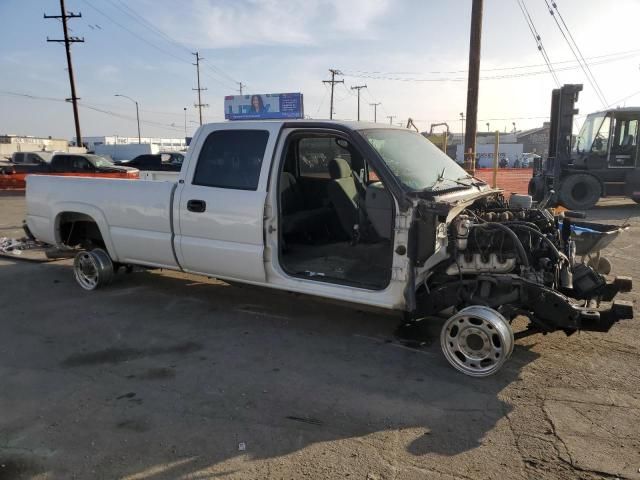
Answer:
[440,305,514,377]
[558,174,601,210]
[73,248,114,290]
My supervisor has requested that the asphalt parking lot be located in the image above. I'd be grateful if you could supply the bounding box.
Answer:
[1,191,639,480]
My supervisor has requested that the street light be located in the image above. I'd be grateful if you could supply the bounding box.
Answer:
[114,94,141,143]
[459,112,465,142]
[486,122,490,132]
[512,122,516,133]
[183,107,187,138]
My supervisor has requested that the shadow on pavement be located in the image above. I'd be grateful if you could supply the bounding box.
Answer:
[0,260,539,479]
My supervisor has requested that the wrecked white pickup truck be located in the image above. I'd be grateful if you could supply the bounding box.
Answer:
[25,120,633,376]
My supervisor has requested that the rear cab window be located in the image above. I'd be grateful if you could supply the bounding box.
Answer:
[298,137,351,178]
[193,130,269,190]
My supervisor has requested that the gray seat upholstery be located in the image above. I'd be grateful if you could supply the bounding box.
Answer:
[327,158,359,237]
[280,172,330,235]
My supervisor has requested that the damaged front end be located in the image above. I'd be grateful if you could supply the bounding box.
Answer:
[407,191,633,376]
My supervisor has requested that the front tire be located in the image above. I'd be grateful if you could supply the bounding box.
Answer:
[440,306,514,377]
[73,248,114,290]
[558,174,601,210]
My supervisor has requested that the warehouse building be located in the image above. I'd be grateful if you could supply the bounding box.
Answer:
[78,136,187,152]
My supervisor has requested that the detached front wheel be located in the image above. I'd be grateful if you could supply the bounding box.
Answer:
[73,248,114,290]
[440,306,514,377]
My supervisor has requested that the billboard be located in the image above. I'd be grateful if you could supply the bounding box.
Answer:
[224,93,304,120]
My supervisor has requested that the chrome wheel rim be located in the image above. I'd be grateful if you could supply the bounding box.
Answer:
[74,251,99,290]
[440,305,514,377]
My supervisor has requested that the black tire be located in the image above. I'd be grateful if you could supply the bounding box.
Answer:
[528,176,545,202]
[558,174,601,210]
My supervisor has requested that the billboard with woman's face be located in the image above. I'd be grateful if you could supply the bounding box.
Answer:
[224,93,304,120]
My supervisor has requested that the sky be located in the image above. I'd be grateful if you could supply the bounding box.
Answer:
[1,0,640,140]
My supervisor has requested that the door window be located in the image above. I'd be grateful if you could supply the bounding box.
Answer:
[193,130,269,190]
[71,157,94,171]
[51,156,71,172]
[609,118,637,168]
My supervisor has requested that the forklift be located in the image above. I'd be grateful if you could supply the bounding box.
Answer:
[529,84,640,210]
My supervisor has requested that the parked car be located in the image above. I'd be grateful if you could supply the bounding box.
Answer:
[25,120,633,377]
[0,153,138,189]
[118,153,183,171]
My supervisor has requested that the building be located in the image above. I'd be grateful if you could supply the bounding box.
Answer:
[0,134,83,159]
[516,122,550,157]
[78,136,187,152]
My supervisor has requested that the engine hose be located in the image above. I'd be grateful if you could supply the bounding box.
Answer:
[501,220,541,231]
[470,223,530,267]
[505,224,568,264]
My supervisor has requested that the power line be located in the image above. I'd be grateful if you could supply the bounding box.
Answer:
[342,52,634,83]
[314,84,330,117]
[344,48,640,77]
[106,0,239,89]
[515,0,560,87]
[45,0,84,146]
[0,90,189,133]
[554,2,607,104]
[80,0,239,92]
[543,0,607,106]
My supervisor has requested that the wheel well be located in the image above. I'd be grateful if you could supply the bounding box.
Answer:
[57,212,106,249]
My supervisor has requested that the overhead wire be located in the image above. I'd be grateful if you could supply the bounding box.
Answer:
[108,0,240,89]
[543,0,607,106]
[110,0,240,90]
[341,52,635,82]
[0,91,188,134]
[345,47,640,77]
[81,0,239,92]
[515,0,560,86]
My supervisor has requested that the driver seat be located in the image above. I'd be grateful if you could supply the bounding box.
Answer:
[327,158,359,238]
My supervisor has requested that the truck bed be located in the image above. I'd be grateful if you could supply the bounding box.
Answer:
[26,175,179,268]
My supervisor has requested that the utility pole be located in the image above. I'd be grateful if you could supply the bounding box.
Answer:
[350,84,367,121]
[237,82,245,95]
[45,0,83,147]
[369,102,381,122]
[192,52,208,125]
[322,69,344,120]
[463,0,483,172]
[387,115,396,125]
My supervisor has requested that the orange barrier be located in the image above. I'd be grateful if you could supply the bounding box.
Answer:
[0,171,139,190]
[474,168,532,197]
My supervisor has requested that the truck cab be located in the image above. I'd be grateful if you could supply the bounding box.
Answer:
[530,84,640,209]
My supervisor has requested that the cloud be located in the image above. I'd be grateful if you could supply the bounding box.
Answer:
[153,0,390,48]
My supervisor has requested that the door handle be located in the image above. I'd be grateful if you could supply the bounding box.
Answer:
[187,199,206,213]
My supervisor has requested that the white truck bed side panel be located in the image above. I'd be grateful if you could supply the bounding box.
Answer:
[26,176,177,267]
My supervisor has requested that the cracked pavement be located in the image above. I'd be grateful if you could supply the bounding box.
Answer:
[0,193,639,479]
